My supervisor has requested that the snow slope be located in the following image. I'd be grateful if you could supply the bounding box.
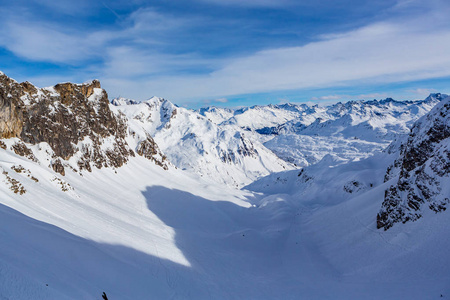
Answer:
[2,133,449,299]
[0,145,255,299]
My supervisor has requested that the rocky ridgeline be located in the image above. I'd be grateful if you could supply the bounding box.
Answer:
[377,96,450,230]
[0,72,167,175]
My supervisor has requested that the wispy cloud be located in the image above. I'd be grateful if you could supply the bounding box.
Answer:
[215,98,228,103]
[1,0,450,106]
[181,97,229,108]
[311,95,343,101]
[311,92,388,102]
[110,16,450,101]
[0,21,100,64]
[197,0,294,7]
[407,88,437,96]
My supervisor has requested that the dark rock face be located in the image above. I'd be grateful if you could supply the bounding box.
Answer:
[20,80,130,167]
[136,134,168,170]
[377,98,450,230]
[220,149,236,164]
[11,141,37,162]
[0,72,168,174]
[51,159,65,176]
[0,73,24,138]
[220,136,258,164]
[237,136,258,157]
[343,180,365,194]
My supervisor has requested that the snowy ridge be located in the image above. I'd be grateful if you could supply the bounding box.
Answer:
[110,97,140,106]
[112,97,292,187]
[195,95,443,167]
[109,94,442,185]
[264,96,442,166]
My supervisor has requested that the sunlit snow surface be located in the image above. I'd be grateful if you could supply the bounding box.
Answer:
[110,96,441,187]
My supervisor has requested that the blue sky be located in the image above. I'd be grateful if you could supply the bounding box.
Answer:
[1,0,450,108]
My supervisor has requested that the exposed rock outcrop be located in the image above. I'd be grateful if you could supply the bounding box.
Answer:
[136,134,168,170]
[221,135,258,164]
[51,159,65,176]
[11,141,37,162]
[0,73,24,138]
[20,80,130,165]
[0,72,168,174]
[377,97,450,230]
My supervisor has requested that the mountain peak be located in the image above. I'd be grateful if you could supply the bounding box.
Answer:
[425,92,448,102]
[110,97,140,106]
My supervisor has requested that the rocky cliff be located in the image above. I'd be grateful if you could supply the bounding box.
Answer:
[0,72,167,175]
[377,96,450,230]
[0,72,25,138]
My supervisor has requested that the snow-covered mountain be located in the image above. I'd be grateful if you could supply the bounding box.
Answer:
[111,97,292,187]
[110,97,140,106]
[1,71,449,299]
[198,96,444,167]
[109,94,442,186]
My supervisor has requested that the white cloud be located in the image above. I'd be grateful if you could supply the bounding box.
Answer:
[213,24,449,92]
[311,95,343,101]
[215,98,228,103]
[407,88,437,96]
[357,93,388,99]
[0,22,99,64]
[197,0,293,7]
[311,92,388,102]
[0,7,197,65]
[180,97,229,108]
